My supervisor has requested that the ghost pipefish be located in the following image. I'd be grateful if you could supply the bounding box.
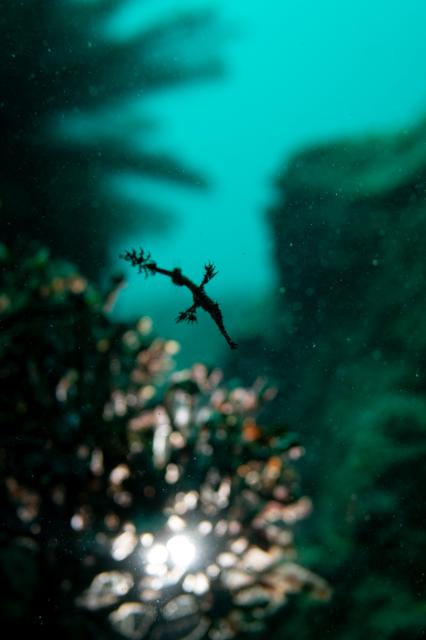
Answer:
[121,248,238,350]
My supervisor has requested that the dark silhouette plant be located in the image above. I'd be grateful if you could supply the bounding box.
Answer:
[1,0,224,277]
[122,248,238,349]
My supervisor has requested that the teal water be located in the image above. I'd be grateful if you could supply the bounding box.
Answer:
[111,0,426,363]
[2,3,425,638]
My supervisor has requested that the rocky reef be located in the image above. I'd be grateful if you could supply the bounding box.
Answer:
[263,118,426,639]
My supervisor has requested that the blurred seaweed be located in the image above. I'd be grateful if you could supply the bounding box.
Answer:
[0,0,224,277]
[231,118,426,640]
[0,242,329,638]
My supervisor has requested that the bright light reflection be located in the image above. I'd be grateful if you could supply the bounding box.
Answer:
[182,572,209,595]
[147,543,168,565]
[143,534,198,580]
[141,533,154,548]
[167,535,196,569]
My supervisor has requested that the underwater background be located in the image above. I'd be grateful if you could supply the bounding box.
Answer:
[1,1,425,638]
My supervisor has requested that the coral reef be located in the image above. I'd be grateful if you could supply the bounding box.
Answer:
[0,244,328,638]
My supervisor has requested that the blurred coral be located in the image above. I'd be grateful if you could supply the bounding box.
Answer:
[0,243,328,638]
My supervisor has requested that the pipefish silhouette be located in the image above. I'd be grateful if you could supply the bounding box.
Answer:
[121,248,238,350]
